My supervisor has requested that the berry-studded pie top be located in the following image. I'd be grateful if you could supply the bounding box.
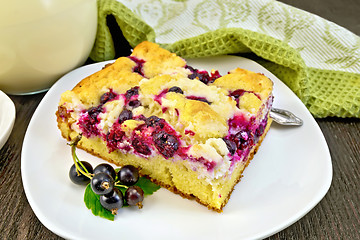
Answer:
[58,41,273,181]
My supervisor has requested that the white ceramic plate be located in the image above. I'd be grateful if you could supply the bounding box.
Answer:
[0,90,15,149]
[21,56,332,240]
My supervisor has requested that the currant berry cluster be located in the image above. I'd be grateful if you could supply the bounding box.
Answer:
[68,135,144,215]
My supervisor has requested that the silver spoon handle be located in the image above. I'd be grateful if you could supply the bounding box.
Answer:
[270,108,303,126]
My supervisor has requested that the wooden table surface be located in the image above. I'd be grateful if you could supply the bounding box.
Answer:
[1,0,359,239]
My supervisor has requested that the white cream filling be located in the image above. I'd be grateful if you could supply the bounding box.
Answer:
[98,99,125,133]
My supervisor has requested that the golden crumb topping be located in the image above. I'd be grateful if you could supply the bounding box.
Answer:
[211,68,273,100]
[131,41,188,78]
[70,57,143,107]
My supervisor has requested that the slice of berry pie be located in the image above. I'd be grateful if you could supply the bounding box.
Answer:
[56,41,273,212]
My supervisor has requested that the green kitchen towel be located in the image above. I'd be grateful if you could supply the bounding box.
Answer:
[90,0,360,118]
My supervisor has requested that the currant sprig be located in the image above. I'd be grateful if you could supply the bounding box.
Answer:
[68,134,145,215]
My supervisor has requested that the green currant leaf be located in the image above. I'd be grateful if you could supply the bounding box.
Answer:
[135,177,161,195]
[115,185,127,197]
[84,184,115,221]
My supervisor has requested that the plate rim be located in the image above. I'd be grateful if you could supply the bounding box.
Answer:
[0,90,16,149]
[21,55,332,240]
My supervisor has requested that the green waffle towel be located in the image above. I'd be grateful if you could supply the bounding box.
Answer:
[90,0,360,118]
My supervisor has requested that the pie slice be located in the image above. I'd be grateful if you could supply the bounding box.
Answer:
[56,41,273,212]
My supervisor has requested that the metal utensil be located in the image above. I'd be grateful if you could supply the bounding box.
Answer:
[270,108,303,126]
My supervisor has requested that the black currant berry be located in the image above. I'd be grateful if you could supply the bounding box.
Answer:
[100,90,117,104]
[125,87,139,100]
[125,186,144,209]
[132,137,151,155]
[91,172,115,195]
[118,109,133,124]
[152,131,179,158]
[168,86,183,94]
[100,188,124,215]
[69,161,93,185]
[223,138,237,155]
[145,116,162,127]
[128,100,141,108]
[117,165,139,186]
[94,163,116,179]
